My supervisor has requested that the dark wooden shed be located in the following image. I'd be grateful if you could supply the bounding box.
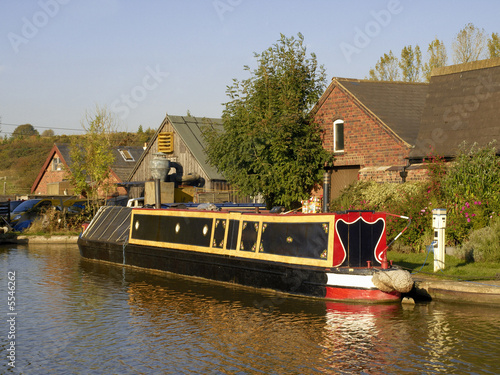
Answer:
[127,114,232,200]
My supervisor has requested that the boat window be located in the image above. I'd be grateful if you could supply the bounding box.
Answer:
[227,220,239,250]
[239,221,259,252]
[212,219,226,248]
[260,222,329,260]
[132,214,212,247]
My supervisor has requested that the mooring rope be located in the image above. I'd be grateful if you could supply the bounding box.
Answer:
[412,241,438,275]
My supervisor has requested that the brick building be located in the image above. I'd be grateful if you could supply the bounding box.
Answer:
[31,143,144,197]
[311,78,429,198]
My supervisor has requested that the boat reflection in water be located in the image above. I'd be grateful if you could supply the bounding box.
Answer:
[73,255,500,375]
[109,259,400,374]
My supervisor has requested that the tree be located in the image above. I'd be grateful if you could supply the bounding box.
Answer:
[41,129,55,137]
[68,105,116,214]
[203,33,333,209]
[12,124,39,138]
[488,32,500,58]
[423,38,448,82]
[399,45,422,82]
[452,23,487,64]
[368,51,400,81]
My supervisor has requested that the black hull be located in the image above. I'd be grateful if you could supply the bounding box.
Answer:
[78,237,330,299]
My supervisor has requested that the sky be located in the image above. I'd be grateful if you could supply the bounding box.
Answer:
[1,0,499,136]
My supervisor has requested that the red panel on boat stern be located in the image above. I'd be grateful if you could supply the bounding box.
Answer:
[326,286,400,302]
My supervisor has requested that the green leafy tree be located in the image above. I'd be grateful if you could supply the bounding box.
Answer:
[399,45,422,82]
[203,33,333,209]
[68,105,116,214]
[423,38,448,82]
[368,51,400,81]
[12,124,39,138]
[487,32,500,58]
[41,129,55,137]
[452,23,487,63]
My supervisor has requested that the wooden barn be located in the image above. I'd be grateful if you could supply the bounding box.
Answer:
[127,115,236,202]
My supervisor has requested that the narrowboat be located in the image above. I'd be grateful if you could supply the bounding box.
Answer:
[78,206,414,302]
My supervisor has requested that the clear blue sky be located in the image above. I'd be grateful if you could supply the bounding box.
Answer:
[1,0,498,136]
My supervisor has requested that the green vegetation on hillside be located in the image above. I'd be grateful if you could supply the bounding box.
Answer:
[0,129,155,195]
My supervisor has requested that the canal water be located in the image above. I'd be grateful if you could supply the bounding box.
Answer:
[1,244,499,375]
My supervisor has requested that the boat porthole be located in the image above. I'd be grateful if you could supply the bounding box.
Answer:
[135,221,140,231]
[203,225,209,236]
[175,223,180,233]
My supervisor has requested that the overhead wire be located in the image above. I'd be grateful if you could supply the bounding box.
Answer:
[0,122,86,133]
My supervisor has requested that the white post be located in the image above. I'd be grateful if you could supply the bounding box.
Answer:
[432,208,447,272]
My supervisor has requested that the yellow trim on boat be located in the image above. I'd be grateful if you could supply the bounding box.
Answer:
[128,209,335,268]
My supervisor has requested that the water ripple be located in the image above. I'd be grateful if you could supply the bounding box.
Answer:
[1,245,499,374]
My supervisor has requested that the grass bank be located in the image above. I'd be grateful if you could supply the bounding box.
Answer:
[388,250,500,280]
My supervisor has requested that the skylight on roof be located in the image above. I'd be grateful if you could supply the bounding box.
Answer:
[119,149,134,162]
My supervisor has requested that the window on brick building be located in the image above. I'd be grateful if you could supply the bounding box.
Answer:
[52,157,63,171]
[334,119,344,153]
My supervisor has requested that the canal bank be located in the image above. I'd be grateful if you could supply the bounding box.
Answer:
[2,234,499,305]
[0,235,79,244]
[410,274,500,306]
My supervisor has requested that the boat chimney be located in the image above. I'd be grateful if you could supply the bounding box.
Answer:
[150,153,170,209]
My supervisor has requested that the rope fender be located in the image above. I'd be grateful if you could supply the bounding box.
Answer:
[372,269,414,293]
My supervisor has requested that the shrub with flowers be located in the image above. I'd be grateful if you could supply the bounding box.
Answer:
[330,180,434,251]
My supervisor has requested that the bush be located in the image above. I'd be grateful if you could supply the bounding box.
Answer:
[25,206,90,235]
[26,207,66,234]
[330,180,433,252]
[443,141,500,205]
[442,142,500,244]
[459,218,500,262]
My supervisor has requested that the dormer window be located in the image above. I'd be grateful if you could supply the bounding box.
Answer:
[119,149,135,162]
[333,119,344,153]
